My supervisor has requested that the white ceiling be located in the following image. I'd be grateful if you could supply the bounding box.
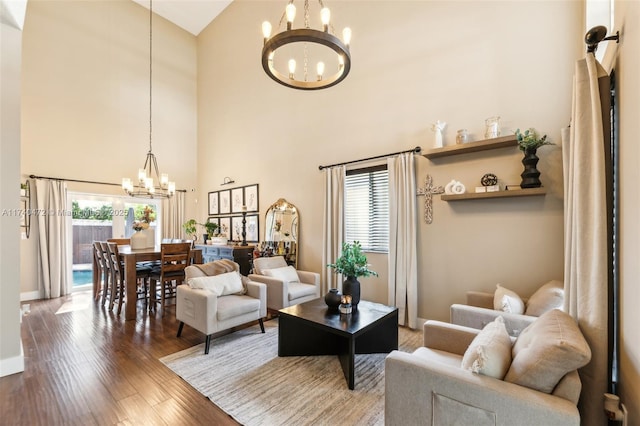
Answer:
[131,0,234,36]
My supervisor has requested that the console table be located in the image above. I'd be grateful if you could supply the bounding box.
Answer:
[194,244,254,275]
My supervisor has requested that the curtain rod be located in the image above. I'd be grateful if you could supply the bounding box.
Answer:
[318,146,422,171]
[28,174,187,193]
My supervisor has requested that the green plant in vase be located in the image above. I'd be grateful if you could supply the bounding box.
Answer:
[182,219,198,241]
[327,241,378,310]
[201,221,218,243]
[515,128,554,188]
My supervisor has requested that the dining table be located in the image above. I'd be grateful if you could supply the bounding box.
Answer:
[93,244,202,321]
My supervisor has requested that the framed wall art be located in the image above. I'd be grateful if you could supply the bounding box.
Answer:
[244,184,259,212]
[218,216,231,238]
[208,192,219,215]
[219,189,231,214]
[231,187,244,213]
[245,214,259,242]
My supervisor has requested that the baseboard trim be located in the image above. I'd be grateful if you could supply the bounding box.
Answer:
[0,342,24,377]
[20,290,40,301]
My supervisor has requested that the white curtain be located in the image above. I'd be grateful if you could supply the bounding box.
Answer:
[322,166,345,294]
[34,179,71,299]
[162,190,185,239]
[387,153,418,328]
[563,53,609,426]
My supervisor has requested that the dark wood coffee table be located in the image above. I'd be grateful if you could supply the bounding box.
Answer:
[278,298,399,390]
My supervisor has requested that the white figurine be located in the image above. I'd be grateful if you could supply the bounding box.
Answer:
[431,120,446,148]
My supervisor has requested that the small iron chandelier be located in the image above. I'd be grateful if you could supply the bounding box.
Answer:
[122,0,175,199]
[261,0,351,90]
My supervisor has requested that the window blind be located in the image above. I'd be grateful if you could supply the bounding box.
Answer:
[345,166,389,252]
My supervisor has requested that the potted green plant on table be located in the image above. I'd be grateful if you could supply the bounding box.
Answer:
[327,241,378,310]
[182,219,198,242]
[515,128,554,188]
[202,221,218,244]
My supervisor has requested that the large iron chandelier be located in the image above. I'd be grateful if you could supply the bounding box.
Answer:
[261,0,351,90]
[122,0,175,199]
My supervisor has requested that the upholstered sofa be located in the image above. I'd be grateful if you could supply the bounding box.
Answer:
[385,309,590,425]
[451,280,564,336]
[176,259,267,354]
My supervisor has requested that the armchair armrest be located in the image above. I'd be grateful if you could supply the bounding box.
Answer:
[450,304,536,336]
[248,274,288,310]
[466,291,494,309]
[176,285,218,335]
[385,351,580,426]
[423,320,479,356]
[296,270,320,286]
[246,280,267,318]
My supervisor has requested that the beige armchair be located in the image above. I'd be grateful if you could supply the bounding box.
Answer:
[385,309,590,426]
[249,256,320,310]
[451,280,564,336]
[176,260,267,354]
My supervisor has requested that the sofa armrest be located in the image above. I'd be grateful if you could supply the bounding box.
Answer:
[466,291,494,309]
[296,270,320,286]
[385,351,580,426]
[423,320,479,355]
[450,304,536,336]
[176,285,218,335]
[246,280,267,318]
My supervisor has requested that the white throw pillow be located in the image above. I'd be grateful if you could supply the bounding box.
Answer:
[461,316,513,379]
[262,266,300,283]
[525,280,564,317]
[493,284,525,314]
[188,271,244,296]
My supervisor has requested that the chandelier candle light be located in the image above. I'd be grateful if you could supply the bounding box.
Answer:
[122,0,175,199]
[261,0,351,90]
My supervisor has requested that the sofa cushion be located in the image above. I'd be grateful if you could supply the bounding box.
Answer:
[461,316,512,379]
[525,280,564,317]
[188,271,244,296]
[263,265,300,283]
[287,282,318,301]
[493,284,525,314]
[504,309,591,394]
[217,295,260,321]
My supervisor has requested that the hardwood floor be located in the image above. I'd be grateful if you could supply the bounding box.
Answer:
[0,291,240,425]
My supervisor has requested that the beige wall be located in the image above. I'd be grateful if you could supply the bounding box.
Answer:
[19,0,199,295]
[615,0,640,421]
[197,0,578,319]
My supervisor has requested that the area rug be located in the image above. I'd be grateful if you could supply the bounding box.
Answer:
[160,319,422,426]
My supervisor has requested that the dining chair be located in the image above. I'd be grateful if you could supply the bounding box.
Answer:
[100,241,119,311]
[149,242,191,315]
[107,238,131,245]
[106,242,153,314]
[93,241,109,302]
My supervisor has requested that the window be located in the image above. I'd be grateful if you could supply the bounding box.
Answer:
[344,165,389,252]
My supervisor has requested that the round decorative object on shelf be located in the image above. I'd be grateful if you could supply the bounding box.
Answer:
[324,288,342,310]
[481,173,498,186]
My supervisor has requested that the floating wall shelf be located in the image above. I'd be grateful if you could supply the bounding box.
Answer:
[423,135,518,159]
[441,187,547,201]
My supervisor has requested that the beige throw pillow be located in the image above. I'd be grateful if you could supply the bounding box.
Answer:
[504,309,592,393]
[493,284,525,314]
[188,271,244,296]
[461,316,512,379]
[263,265,300,283]
[525,280,564,317]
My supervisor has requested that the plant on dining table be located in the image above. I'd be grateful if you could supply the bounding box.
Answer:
[133,205,155,231]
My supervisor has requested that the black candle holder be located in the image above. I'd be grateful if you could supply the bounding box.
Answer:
[241,210,247,246]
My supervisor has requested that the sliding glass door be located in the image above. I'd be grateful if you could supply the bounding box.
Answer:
[68,192,161,291]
